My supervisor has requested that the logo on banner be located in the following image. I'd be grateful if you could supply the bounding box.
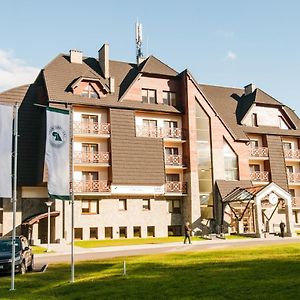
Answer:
[49,126,67,148]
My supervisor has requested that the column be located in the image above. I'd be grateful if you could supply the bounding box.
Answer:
[254,197,263,238]
[285,196,296,237]
[30,223,41,245]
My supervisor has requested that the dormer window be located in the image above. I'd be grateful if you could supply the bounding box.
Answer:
[163,91,176,106]
[80,84,99,99]
[142,89,157,104]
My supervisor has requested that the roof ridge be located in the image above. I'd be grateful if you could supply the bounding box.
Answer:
[140,55,178,75]
[199,83,243,91]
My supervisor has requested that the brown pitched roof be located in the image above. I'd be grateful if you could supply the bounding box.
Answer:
[43,54,181,114]
[216,180,253,199]
[139,55,178,76]
[0,85,30,104]
[199,84,248,140]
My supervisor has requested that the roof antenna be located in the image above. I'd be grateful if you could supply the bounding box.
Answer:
[136,21,145,65]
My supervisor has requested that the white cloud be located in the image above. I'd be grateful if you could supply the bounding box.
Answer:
[226,50,237,61]
[0,49,39,92]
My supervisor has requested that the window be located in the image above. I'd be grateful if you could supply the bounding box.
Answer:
[0,210,3,224]
[81,200,99,214]
[119,227,127,238]
[74,228,83,240]
[168,225,182,236]
[133,226,141,238]
[286,166,294,174]
[142,119,158,137]
[81,114,98,134]
[82,172,99,192]
[250,140,259,148]
[166,174,180,182]
[0,198,3,208]
[165,147,179,156]
[283,142,292,150]
[294,211,299,224]
[168,199,181,214]
[142,89,157,104]
[249,164,260,172]
[105,227,113,239]
[164,120,178,130]
[147,226,155,237]
[251,113,258,126]
[90,227,98,239]
[223,140,238,180]
[119,199,127,211]
[143,199,150,210]
[80,84,99,99]
[163,91,176,106]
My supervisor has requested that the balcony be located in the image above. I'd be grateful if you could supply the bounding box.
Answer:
[250,171,269,182]
[249,147,268,158]
[136,126,183,140]
[165,181,187,194]
[74,151,110,164]
[284,149,300,160]
[287,173,300,183]
[73,121,110,136]
[165,154,183,166]
[73,180,110,193]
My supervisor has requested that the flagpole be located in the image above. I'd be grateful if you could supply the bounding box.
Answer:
[10,102,18,291]
[70,107,75,283]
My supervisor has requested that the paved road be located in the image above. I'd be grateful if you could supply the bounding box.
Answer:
[34,237,300,267]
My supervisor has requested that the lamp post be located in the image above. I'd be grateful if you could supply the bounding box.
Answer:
[45,201,53,252]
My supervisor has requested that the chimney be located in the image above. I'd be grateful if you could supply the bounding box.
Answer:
[109,77,115,93]
[98,43,109,79]
[69,50,83,64]
[244,83,256,95]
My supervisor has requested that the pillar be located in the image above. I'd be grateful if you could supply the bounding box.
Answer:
[285,196,296,237]
[254,197,263,238]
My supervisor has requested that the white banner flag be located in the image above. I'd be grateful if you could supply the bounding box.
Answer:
[45,107,70,200]
[0,104,13,198]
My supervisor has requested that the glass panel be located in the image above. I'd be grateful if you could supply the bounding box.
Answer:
[119,199,127,210]
[147,226,155,237]
[90,200,98,213]
[166,174,180,182]
[223,141,238,180]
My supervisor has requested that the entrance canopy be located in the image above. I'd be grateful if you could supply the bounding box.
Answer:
[22,211,60,226]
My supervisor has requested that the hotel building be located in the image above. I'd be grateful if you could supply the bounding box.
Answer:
[0,43,299,243]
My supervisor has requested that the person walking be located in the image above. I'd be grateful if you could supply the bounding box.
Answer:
[184,222,192,244]
[279,221,285,238]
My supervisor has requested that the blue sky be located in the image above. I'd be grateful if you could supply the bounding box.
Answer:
[0,0,299,114]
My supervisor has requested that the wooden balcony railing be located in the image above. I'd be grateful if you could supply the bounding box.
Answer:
[284,149,300,159]
[249,147,268,158]
[73,122,110,135]
[73,180,110,193]
[165,154,183,166]
[250,171,269,182]
[165,181,187,193]
[136,126,183,139]
[74,151,110,164]
[287,173,300,183]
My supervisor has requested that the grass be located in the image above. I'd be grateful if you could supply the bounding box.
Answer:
[1,243,300,299]
[74,236,206,248]
[31,245,48,254]
[225,234,252,240]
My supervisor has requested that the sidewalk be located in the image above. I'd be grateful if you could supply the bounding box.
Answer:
[35,236,300,258]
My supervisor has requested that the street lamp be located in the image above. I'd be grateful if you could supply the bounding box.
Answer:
[45,201,53,252]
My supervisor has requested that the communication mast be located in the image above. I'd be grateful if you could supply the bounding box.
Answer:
[136,21,144,65]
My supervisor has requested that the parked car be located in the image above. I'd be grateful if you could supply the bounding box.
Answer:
[0,236,34,274]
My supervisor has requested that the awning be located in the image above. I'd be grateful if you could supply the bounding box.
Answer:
[223,186,265,203]
[22,211,60,226]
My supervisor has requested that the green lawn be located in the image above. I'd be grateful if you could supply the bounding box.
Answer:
[1,243,300,299]
[31,245,48,254]
[225,234,252,240]
[74,236,205,248]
